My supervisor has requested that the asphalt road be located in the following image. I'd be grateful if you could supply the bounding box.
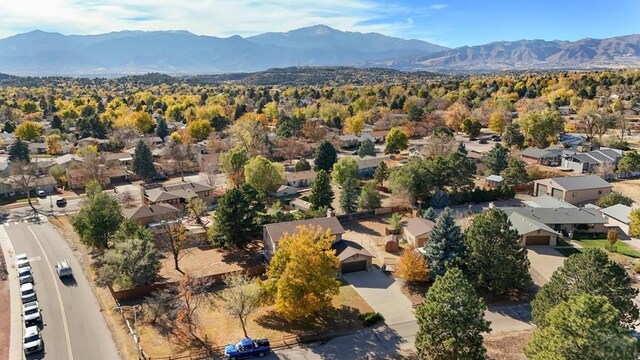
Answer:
[4,220,120,360]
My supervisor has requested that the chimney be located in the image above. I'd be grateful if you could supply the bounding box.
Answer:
[327,208,335,218]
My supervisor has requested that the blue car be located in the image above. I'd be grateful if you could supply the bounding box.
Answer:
[224,338,270,359]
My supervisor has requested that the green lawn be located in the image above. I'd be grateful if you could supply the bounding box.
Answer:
[573,239,640,259]
[555,247,582,257]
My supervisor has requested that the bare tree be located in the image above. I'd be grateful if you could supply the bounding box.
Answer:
[422,132,457,157]
[595,162,615,178]
[118,190,136,208]
[166,142,192,181]
[174,274,212,350]
[83,150,114,185]
[9,160,43,218]
[157,221,188,272]
[273,137,307,164]
[186,197,208,230]
[203,154,220,188]
[219,273,263,338]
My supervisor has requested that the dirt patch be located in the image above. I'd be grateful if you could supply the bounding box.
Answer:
[158,242,263,283]
[485,330,532,360]
[0,281,9,360]
[137,285,374,358]
[51,216,139,360]
[612,178,640,203]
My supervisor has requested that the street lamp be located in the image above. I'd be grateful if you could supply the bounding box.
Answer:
[113,305,143,359]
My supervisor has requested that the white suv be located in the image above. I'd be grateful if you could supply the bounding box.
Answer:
[23,325,43,355]
[16,254,29,269]
[20,283,37,303]
[18,266,33,285]
[22,301,41,325]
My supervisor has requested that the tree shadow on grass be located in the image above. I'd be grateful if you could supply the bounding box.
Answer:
[218,241,264,268]
[255,305,362,334]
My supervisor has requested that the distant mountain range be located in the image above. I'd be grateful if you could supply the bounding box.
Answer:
[0,25,638,76]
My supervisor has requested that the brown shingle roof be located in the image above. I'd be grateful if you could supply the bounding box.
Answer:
[331,240,374,262]
[285,170,317,182]
[123,203,179,220]
[264,217,345,245]
[404,217,435,238]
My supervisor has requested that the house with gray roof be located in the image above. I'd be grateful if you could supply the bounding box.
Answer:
[142,182,214,209]
[123,203,180,227]
[561,148,624,174]
[599,204,633,236]
[533,175,612,205]
[523,195,576,209]
[521,147,563,166]
[504,207,607,243]
[508,212,561,246]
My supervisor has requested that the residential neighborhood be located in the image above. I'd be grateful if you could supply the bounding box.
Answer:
[1,16,640,360]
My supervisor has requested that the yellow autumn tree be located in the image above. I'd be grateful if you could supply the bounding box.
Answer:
[129,111,155,134]
[396,245,429,282]
[186,119,212,142]
[344,112,365,135]
[45,134,63,155]
[15,120,44,141]
[263,225,340,320]
[444,102,470,131]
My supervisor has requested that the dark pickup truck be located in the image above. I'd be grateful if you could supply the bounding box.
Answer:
[224,338,270,359]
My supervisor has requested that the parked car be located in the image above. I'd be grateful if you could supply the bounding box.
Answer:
[492,136,501,141]
[151,174,168,181]
[16,254,29,269]
[18,266,33,285]
[224,338,271,359]
[478,139,488,144]
[22,301,41,325]
[55,259,73,278]
[36,190,46,198]
[23,325,43,355]
[56,198,67,207]
[20,283,37,303]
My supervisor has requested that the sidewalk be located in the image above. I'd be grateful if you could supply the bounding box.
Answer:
[0,226,22,360]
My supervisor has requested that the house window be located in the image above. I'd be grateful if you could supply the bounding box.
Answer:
[573,192,577,197]
[598,190,602,195]
[204,191,210,197]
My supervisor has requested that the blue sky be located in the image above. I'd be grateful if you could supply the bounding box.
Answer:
[0,0,638,47]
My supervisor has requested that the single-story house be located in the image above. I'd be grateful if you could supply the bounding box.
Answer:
[561,148,624,174]
[533,175,612,205]
[285,170,317,188]
[508,212,560,246]
[269,185,299,198]
[403,217,435,248]
[263,217,345,259]
[338,135,360,148]
[290,198,312,211]
[105,152,135,167]
[521,147,562,166]
[485,175,503,188]
[142,182,214,208]
[27,142,47,155]
[0,175,57,199]
[66,166,130,190]
[558,133,588,147]
[504,207,607,241]
[599,204,633,236]
[123,203,180,227]
[355,156,389,177]
[332,239,374,274]
[366,130,389,143]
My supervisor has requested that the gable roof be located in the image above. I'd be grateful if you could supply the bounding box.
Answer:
[331,240,374,262]
[524,195,576,209]
[508,212,560,236]
[285,170,317,182]
[123,203,179,220]
[521,147,562,159]
[264,217,345,245]
[404,217,435,238]
[504,207,606,225]
[600,204,633,224]
[541,175,612,191]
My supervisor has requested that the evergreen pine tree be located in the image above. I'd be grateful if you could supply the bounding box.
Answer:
[309,170,334,210]
[415,268,490,360]
[464,208,532,297]
[340,179,358,214]
[501,156,529,187]
[358,138,376,158]
[373,161,389,186]
[8,138,31,163]
[314,140,338,172]
[155,117,169,140]
[133,141,157,181]
[484,143,509,174]
[429,189,450,209]
[423,207,436,221]
[424,207,465,278]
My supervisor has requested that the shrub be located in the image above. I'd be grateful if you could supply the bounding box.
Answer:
[448,186,515,205]
[633,263,640,274]
[360,312,385,326]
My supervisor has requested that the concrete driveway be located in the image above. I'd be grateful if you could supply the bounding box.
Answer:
[527,246,566,285]
[342,269,415,326]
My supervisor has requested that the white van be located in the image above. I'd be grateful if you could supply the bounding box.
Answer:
[55,259,73,278]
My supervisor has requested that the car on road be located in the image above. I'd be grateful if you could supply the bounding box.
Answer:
[18,266,33,284]
[224,338,271,359]
[20,283,37,303]
[23,325,43,355]
[16,254,29,269]
[22,301,41,325]
[56,198,67,207]
[36,190,46,198]
[55,259,73,278]
[478,138,488,144]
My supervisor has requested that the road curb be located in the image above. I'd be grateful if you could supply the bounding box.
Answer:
[0,226,23,360]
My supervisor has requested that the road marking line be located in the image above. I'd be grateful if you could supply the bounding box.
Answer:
[28,226,74,360]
